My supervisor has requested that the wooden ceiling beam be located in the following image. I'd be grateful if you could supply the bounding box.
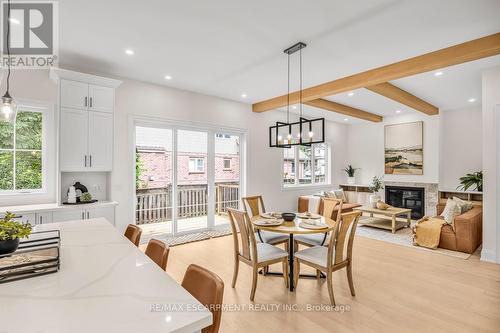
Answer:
[366,82,439,115]
[304,99,383,122]
[253,33,500,112]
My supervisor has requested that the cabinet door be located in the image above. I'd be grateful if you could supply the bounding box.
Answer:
[11,213,36,227]
[61,80,89,110]
[60,108,89,171]
[36,212,53,224]
[53,210,85,223]
[87,206,115,225]
[89,85,114,113]
[88,111,113,171]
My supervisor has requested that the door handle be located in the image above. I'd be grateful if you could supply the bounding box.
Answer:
[90,97,93,108]
[40,216,42,224]
[90,155,92,168]
[84,155,87,167]
[82,212,85,220]
[85,96,88,107]
[87,211,90,219]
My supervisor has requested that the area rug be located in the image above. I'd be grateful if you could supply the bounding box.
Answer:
[356,224,472,260]
[141,227,232,247]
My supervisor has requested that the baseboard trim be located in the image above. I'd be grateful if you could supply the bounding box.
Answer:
[480,248,497,263]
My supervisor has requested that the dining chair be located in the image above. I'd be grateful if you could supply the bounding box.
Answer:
[145,239,170,271]
[227,208,289,301]
[181,264,224,333]
[295,198,343,248]
[124,224,142,247]
[293,211,361,306]
[241,196,289,246]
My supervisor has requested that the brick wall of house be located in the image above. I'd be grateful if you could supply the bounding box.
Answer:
[137,147,240,188]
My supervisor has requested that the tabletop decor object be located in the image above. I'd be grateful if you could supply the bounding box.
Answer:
[0,212,32,255]
[281,212,296,222]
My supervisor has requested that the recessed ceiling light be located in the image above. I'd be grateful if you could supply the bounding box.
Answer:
[125,49,134,55]
[434,71,443,77]
[241,93,247,98]
[164,75,172,80]
[9,18,20,25]
[396,110,402,114]
[347,92,355,97]
[468,98,476,103]
[344,118,349,121]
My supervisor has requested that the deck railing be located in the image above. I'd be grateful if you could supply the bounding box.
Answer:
[136,183,239,224]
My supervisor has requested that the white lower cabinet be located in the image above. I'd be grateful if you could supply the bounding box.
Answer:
[51,206,115,225]
[10,213,36,227]
[36,212,53,225]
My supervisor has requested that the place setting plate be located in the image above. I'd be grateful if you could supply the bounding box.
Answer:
[296,212,322,219]
[299,219,329,230]
[253,218,284,227]
[259,212,282,219]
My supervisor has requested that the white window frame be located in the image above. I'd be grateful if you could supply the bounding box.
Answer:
[0,103,51,196]
[281,143,331,189]
[223,158,231,170]
[188,157,205,173]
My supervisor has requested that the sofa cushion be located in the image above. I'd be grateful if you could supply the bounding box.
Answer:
[440,198,461,225]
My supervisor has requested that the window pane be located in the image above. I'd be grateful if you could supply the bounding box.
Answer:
[0,151,14,190]
[0,121,14,149]
[283,147,295,186]
[298,146,312,184]
[16,112,42,150]
[16,151,42,190]
[314,143,326,183]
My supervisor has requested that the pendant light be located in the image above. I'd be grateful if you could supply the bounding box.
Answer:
[1,0,17,124]
[269,42,325,148]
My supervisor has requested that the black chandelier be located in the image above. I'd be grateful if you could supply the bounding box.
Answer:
[269,42,325,148]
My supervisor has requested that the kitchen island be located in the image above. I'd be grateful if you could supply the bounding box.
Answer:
[0,218,212,333]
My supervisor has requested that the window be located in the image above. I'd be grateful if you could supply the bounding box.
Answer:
[215,133,230,139]
[188,157,205,173]
[282,143,329,188]
[223,158,231,170]
[0,110,44,193]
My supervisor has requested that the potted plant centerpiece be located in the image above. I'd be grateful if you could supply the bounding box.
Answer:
[343,165,359,185]
[0,212,32,255]
[368,176,384,208]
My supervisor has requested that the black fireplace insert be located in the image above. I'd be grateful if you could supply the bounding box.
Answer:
[385,186,425,220]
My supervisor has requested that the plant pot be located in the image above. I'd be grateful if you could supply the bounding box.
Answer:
[369,194,381,208]
[0,239,20,255]
[347,176,355,185]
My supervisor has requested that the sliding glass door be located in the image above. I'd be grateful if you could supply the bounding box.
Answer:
[135,123,243,236]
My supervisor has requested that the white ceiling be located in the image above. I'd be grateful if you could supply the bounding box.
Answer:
[59,0,500,122]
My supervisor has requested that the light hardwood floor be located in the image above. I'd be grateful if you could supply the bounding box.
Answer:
[141,235,500,333]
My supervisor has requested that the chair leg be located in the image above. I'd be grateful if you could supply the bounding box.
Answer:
[347,262,356,296]
[250,266,258,301]
[282,259,289,288]
[263,266,268,275]
[231,257,239,288]
[327,270,336,306]
[316,269,321,280]
[293,258,300,289]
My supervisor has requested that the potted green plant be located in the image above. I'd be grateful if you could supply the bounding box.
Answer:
[368,176,384,208]
[457,171,483,192]
[343,165,359,185]
[0,212,32,255]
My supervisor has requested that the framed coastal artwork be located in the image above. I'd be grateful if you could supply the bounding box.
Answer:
[384,121,423,175]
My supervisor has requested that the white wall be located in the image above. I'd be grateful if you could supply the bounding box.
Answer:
[482,66,500,263]
[346,113,440,185]
[439,107,482,191]
[113,79,348,231]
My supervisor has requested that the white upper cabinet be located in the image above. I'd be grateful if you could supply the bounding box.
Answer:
[89,85,114,113]
[88,111,113,171]
[51,69,121,173]
[61,80,89,110]
[60,108,89,171]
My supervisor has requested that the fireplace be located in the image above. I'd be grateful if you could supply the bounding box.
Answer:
[385,186,425,219]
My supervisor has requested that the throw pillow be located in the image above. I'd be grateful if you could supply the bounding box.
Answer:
[452,196,473,213]
[333,189,347,202]
[440,198,461,225]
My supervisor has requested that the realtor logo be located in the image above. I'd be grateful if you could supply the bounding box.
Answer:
[1,1,58,67]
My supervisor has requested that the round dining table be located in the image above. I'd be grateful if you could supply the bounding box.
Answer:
[251,214,336,292]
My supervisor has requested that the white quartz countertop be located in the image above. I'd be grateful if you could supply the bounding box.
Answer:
[0,201,119,214]
[0,218,212,333]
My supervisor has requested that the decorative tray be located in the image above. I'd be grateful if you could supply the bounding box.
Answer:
[0,230,60,284]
